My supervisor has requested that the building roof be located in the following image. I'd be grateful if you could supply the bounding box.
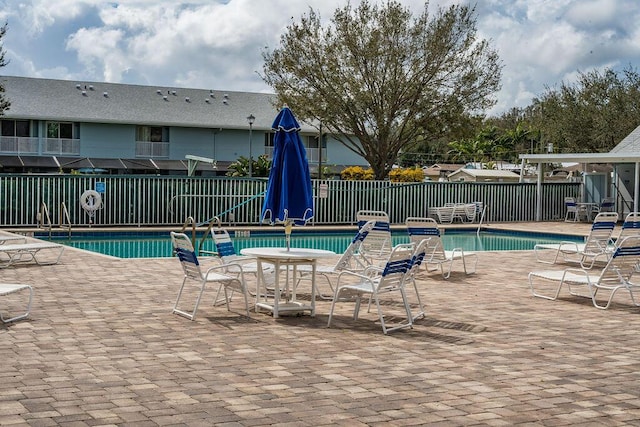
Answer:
[610,124,640,153]
[450,169,520,178]
[0,75,316,132]
[427,163,466,171]
[422,163,465,177]
[519,123,640,165]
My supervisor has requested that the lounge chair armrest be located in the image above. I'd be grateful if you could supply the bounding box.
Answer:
[561,267,596,283]
[336,270,370,286]
[362,265,384,276]
[205,262,245,276]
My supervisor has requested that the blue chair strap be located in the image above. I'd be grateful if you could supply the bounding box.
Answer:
[358,220,390,232]
[352,229,370,243]
[216,241,236,257]
[592,221,615,230]
[614,245,640,257]
[382,258,410,276]
[176,247,199,265]
[407,227,440,237]
[411,252,426,268]
[623,221,640,230]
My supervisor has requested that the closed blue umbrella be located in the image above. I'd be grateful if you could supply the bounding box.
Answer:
[261,106,314,250]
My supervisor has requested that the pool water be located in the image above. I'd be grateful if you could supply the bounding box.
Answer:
[42,230,583,259]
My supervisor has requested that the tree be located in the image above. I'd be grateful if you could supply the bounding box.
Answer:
[529,66,640,153]
[0,23,10,116]
[262,1,502,179]
[226,155,271,177]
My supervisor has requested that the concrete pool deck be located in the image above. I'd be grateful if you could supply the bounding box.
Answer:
[2,221,640,425]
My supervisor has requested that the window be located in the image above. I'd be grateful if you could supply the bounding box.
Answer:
[264,132,275,147]
[307,135,326,149]
[47,122,74,139]
[264,132,326,162]
[136,126,168,142]
[44,122,79,155]
[135,126,169,157]
[1,120,30,137]
[264,133,326,149]
[1,120,37,154]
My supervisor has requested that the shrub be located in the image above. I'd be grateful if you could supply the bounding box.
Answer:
[340,166,374,180]
[389,167,425,182]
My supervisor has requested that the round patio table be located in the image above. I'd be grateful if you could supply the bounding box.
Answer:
[240,247,336,318]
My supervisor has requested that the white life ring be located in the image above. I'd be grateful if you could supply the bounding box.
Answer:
[80,190,102,212]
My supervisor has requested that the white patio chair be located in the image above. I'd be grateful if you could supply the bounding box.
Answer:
[209,226,261,273]
[355,210,393,267]
[327,243,415,335]
[404,239,430,321]
[534,212,618,269]
[205,223,277,299]
[405,217,478,279]
[564,197,589,222]
[295,220,375,299]
[0,284,33,323]
[171,232,250,320]
[529,235,640,309]
[597,197,616,213]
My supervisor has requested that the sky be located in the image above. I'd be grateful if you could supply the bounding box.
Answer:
[1,0,639,116]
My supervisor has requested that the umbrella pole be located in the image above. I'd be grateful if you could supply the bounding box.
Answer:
[285,220,292,251]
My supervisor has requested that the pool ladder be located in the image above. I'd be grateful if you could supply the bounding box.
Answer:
[177,215,222,256]
[38,202,72,239]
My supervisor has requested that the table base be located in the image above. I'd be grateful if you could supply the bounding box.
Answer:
[256,301,311,316]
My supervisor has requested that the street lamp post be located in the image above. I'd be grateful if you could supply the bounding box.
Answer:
[247,114,255,177]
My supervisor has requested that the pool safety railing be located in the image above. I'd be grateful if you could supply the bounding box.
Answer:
[37,202,72,239]
[37,202,51,237]
[1,174,582,228]
[179,216,198,248]
[477,204,488,236]
[197,216,222,256]
[59,202,72,238]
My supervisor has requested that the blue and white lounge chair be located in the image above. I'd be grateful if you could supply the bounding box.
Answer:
[296,220,376,299]
[614,212,640,245]
[529,235,640,309]
[355,210,393,267]
[534,212,618,269]
[405,217,478,279]
[210,226,259,271]
[327,243,415,334]
[171,232,250,320]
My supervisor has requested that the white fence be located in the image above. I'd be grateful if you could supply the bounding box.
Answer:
[0,174,581,227]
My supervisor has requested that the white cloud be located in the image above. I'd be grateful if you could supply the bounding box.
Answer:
[565,0,619,30]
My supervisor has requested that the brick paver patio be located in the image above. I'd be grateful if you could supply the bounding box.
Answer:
[2,222,640,426]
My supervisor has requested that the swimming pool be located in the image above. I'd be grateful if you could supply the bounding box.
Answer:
[40,229,584,259]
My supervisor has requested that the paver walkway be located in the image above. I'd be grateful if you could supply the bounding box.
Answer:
[2,222,640,426]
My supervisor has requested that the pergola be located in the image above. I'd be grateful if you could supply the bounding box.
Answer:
[519,153,640,221]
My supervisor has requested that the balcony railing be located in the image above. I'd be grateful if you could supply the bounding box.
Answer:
[136,141,169,158]
[43,138,81,155]
[0,136,39,154]
[265,146,326,163]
